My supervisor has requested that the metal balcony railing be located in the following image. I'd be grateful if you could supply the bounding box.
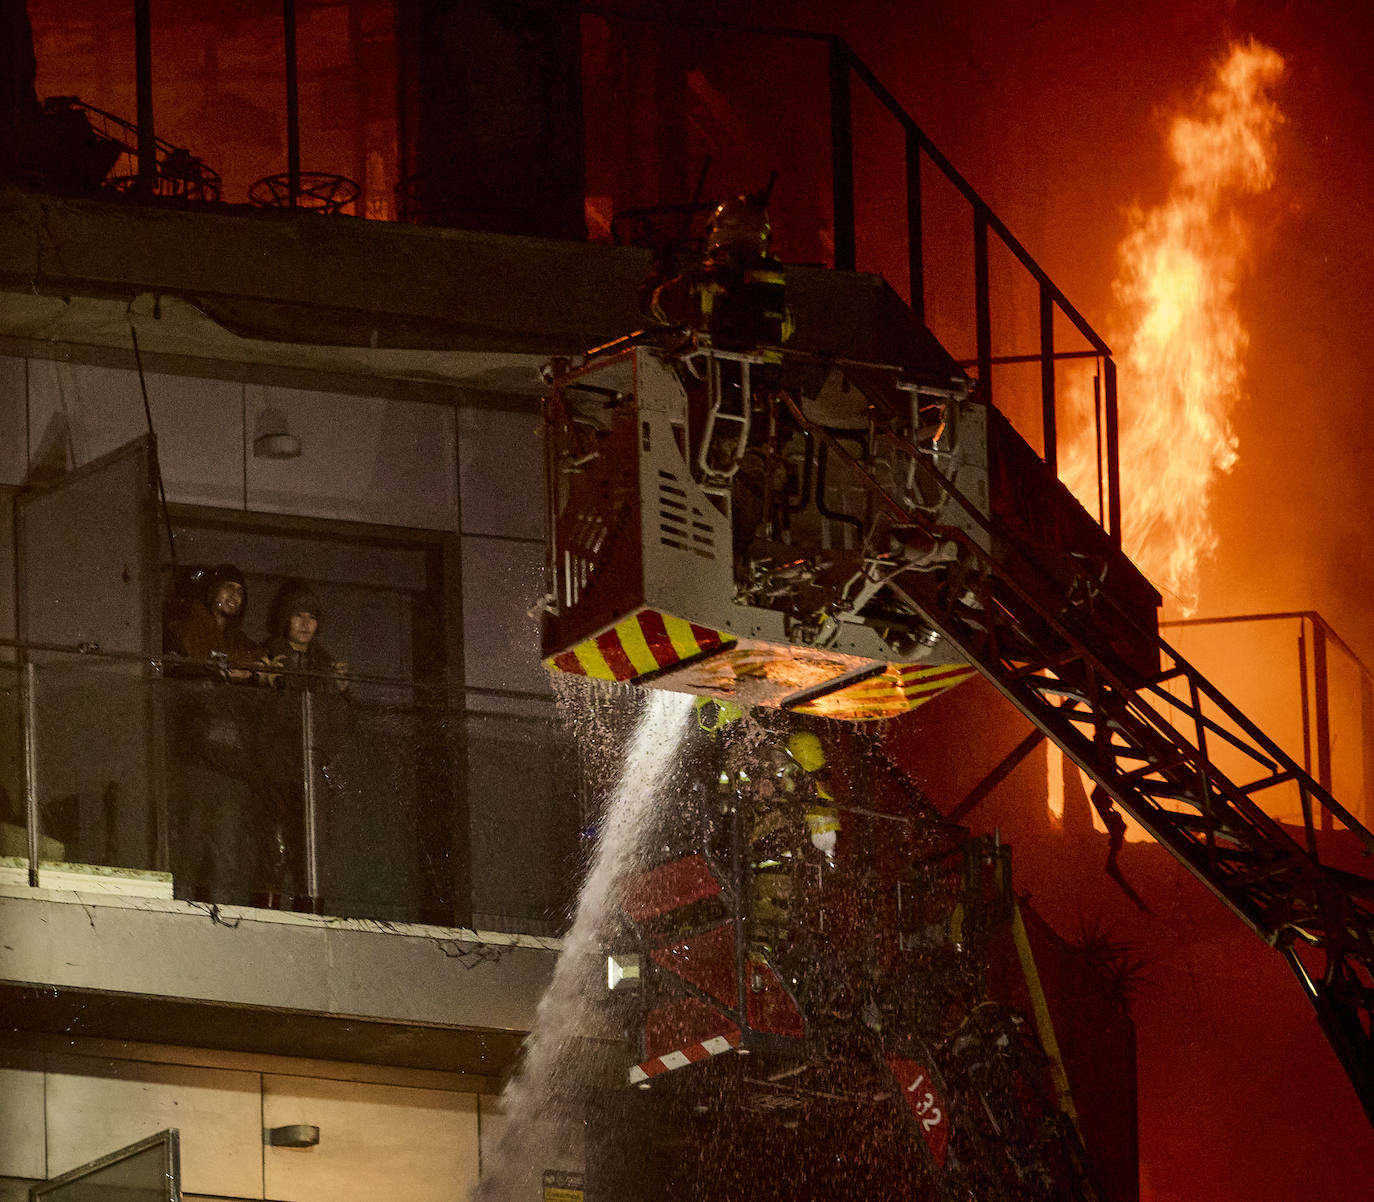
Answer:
[1164,612,1374,832]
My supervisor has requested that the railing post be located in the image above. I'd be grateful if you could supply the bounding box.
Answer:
[1297,623,1317,855]
[134,0,155,192]
[300,687,320,900]
[904,126,924,323]
[1039,284,1057,473]
[1312,618,1333,834]
[973,204,992,405]
[284,0,301,208]
[22,661,40,887]
[827,38,855,271]
[1362,669,1374,829]
[1102,357,1122,545]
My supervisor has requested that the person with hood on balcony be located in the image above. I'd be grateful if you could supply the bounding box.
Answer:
[163,563,264,905]
[254,580,349,910]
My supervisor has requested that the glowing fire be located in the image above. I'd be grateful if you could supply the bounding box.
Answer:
[1063,39,1284,614]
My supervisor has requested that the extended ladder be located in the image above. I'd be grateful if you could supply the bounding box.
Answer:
[784,394,1374,1122]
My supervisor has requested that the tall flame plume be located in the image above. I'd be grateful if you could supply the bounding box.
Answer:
[1064,39,1284,614]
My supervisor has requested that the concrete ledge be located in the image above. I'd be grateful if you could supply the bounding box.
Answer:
[0,887,559,1035]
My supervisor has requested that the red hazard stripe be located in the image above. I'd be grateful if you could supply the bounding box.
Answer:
[635,609,680,669]
[595,629,637,681]
[630,1027,743,1083]
[689,622,725,649]
[552,650,583,675]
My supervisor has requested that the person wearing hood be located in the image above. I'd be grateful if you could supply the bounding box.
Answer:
[260,581,348,694]
[163,564,264,904]
[255,580,349,910]
[164,563,260,677]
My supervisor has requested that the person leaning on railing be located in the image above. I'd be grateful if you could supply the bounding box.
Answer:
[252,581,350,911]
[161,563,264,905]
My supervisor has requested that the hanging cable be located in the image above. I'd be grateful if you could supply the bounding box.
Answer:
[130,322,177,565]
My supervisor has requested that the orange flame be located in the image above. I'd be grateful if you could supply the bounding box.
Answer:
[1064,40,1284,614]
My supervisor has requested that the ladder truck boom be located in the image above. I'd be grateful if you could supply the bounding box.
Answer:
[541,334,1374,1122]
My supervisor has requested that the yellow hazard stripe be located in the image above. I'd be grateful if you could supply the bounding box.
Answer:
[548,610,733,682]
[1011,901,1081,1132]
[615,614,662,676]
[660,613,702,661]
[572,640,616,680]
[794,663,975,719]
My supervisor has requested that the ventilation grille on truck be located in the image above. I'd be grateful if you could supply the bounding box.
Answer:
[657,470,717,560]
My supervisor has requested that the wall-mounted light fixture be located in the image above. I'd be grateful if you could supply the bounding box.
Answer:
[253,407,302,459]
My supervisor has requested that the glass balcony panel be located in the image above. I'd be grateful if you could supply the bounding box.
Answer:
[31,657,161,881]
[466,711,581,938]
[0,660,26,866]
[8,647,580,936]
[32,1128,179,1202]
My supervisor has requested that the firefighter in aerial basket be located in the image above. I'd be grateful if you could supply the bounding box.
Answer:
[787,730,841,862]
[647,192,793,351]
[748,728,844,956]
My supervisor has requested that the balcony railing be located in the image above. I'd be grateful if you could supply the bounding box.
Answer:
[0,641,581,937]
[1162,612,1374,832]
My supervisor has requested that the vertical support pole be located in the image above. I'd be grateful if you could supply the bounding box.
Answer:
[1092,371,1104,526]
[394,0,412,219]
[301,688,320,900]
[284,0,302,207]
[827,38,855,271]
[1298,623,1316,853]
[973,204,992,406]
[1312,618,1333,833]
[1039,283,1057,473]
[1362,669,1374,829]
[22,661,40,887]
[134,0,155,192]
[1103,356,1122,545]
[904,126,924,323]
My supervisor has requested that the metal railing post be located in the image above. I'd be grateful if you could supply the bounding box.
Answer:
[300,688,320,899]
[1312,619,1333,834]
[1103,357,1122,545]
[1362,669,1374,828]
[827,38,855,271]
[1298,621,1316,849]
[284,0,301,208]
[134,0,156,192]
[1039,283,1057,473]
[22,661,40,887]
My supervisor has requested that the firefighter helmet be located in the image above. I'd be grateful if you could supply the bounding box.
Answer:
[695,696,744,733]
[786,730,826,773]
[804,804,841,860]
[705,194,771,263]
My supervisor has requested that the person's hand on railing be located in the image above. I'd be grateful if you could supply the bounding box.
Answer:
[258,652,286,689]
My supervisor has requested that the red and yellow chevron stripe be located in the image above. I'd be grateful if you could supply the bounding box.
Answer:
[545,609,736,682]
[793,662,976,721]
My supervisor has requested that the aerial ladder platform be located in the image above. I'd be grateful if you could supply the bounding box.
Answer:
[541,330,1374,1127]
